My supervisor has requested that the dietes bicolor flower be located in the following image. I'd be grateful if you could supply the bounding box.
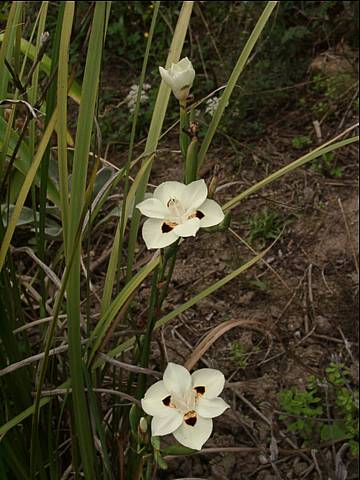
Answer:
[141,362,229,450]
[136,179,224,249]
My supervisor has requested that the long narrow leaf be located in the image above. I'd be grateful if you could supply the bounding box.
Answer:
[101,155,154,312]
[98,248,267,365]
[56,1,74,254]
[0,34,82,103]
[0,119,60,204]
[65,3,108,477]
[223,135,359,211]
[89,254,160,364]
[126,1,194,277]
[197,1,278,169]
[0,110,57,272]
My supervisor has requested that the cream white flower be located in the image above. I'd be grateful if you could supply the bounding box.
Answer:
[136,179,224,249]
[141,363,229,450]
[159,57,195,101]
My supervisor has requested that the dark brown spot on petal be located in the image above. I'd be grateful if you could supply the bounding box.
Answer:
[161,220,178,233]
[184,410,197,426]
[162,222,173,233]
[195,210,205,219]
[162,395,171,407]
[194,386,205,396]
[185,416,197,426]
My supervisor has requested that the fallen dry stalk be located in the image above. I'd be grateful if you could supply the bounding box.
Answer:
[184,318,271,371]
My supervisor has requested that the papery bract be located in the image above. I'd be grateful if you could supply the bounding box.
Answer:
[136,179,224,249]
[159,57,195,101]
[141,362,229,450]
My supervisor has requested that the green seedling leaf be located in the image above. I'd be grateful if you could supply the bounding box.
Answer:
[1,204,36,226]
[321,424,348,442]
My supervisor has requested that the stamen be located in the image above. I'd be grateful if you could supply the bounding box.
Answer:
[184,410,197,426]
[194,386,205,397]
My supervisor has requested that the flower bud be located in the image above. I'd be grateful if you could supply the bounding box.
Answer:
[159,57,195,101]
[139,416,148,434]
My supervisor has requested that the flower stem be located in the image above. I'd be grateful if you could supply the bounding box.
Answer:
[158,250,177,308]
[185,134,198,184]
[128,244,179,478]
[179,99,189,159]
[137,243,179,398]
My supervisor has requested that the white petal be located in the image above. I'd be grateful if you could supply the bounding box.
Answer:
[196,396,230,418]
[153,181,186,206]
[163,363,192,398]
[141,380,171,418]
[142,218,178,250]
[142,380,168,400]
[171,57,195,81]
[191,368,225,399]
[171,69,195,92]
[136,197,168,219]
[151,410,183,436]
[171,57,191,73]
[197,199,225,228]
[173,417,213,450]
[173,218,200,238]
[159,66,173,88]
[182,179,208,211]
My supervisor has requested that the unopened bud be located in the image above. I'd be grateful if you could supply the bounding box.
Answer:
[40,31,50,47]
[38,32,50,58]
[139,416,148,434]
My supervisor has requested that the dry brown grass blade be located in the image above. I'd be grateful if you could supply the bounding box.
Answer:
[184,318,269,371]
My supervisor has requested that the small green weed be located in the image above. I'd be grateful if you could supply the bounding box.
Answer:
[247,277,268,292]
[248,209,285,247]
[279,361,359,455]
[311,73,355,117]
[292,135,312,149]
[230,341,249,369]
[312,151,343,178]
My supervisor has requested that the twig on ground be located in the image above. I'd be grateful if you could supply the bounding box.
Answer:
[13,314,67,334]
[0,340,87,377]
[229,227,290,292]
[337,197,359,274]
[36,387,140,405]
[311,449,323,480]
[98,353,161,378]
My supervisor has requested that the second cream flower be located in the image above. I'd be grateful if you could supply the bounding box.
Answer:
[136,179,224,249]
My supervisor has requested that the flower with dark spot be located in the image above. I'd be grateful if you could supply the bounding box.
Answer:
[141,362,229,450]
[136,179,224,249]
